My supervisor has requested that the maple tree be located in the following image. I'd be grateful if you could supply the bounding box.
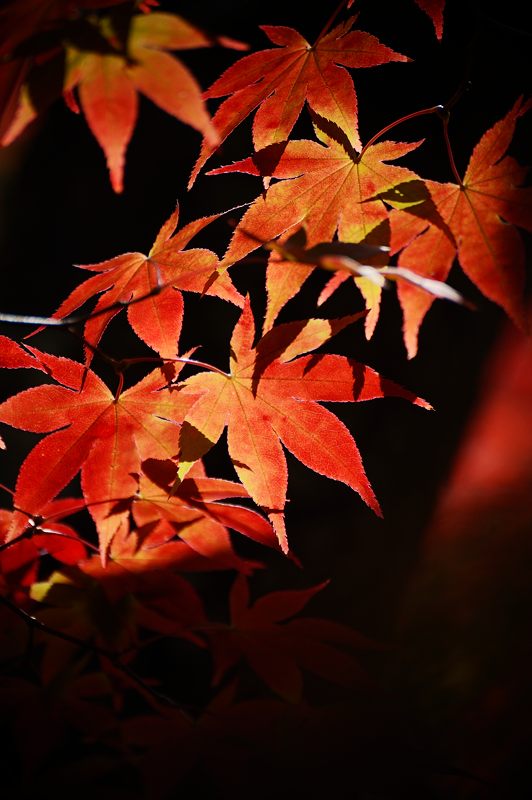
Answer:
[0,0,531,796]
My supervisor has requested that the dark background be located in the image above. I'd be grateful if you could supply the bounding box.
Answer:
[1,0,531,796]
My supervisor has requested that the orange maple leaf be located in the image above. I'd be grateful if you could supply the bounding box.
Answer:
[42,205,243,362]
[210,132,422,335]
[389,98,532,357]
[190,15,408,184]
[176,300,430,552]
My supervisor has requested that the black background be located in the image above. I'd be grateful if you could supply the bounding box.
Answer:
[1,0,531,796]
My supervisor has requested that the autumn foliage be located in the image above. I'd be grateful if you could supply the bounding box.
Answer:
[0,0,531,796]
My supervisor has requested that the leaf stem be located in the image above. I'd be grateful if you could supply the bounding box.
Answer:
[114,370,124,401]
[67,324,118,369]
[316,0,349,42]
[36,528,100,553]
[157,355,229,377]
[436,81,470,185]
[439,108,463,186]
[358,105,443,161]
[122,354,229,377]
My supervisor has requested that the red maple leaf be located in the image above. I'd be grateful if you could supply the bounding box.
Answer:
[41,205,243,362]
[0,344,198,557]
[389,98,532,357]
[176,300,430,551]
[190,15,408,184]
[205,575,379,702]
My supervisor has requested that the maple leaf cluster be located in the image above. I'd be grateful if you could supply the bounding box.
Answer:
[0,0,530,794]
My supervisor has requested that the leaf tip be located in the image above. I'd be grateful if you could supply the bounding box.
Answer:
[417,397,434,411]
[216,35,250,52]
[110,168,124,194]
[271,513,289,553]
